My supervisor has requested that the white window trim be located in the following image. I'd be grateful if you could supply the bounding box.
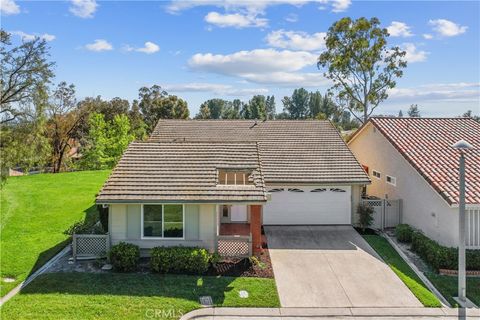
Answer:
[386,175,397,186]
[372,170,381,180]
[141,204,185,240]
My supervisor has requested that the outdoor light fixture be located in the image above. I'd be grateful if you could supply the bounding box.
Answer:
[451,139,474,306]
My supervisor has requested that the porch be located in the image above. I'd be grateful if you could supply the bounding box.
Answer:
[215,204,263,258]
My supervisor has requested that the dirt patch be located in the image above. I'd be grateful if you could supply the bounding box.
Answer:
[207,249,274,278]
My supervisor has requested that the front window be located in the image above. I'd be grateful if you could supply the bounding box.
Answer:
[143,204,184,238]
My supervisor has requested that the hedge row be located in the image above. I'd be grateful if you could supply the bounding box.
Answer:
[395,224,480,271]
[108,242,219,274]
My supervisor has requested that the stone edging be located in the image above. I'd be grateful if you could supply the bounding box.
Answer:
[439,269,480,276]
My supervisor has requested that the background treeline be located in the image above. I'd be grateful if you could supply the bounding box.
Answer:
[194,89,359,131]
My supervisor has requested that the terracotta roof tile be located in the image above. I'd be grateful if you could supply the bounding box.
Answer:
[370,117,480,205]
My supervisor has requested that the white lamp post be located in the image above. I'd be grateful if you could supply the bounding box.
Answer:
[452,139,473,305]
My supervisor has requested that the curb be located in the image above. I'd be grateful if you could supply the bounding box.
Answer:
[0,245,71,306]
[180,307,480,319]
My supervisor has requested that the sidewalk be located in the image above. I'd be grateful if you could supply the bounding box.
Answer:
[181,307,479,320]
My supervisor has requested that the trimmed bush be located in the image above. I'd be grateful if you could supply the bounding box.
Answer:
[395,224,414,243]
[357,203,374,232]
[109,242,140,272]
[409,230,480,271]
[150,246,211,274]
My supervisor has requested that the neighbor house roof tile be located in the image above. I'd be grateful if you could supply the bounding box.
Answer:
[369,117,480,205]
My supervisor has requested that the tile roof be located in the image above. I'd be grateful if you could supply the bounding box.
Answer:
[97,142,267,203]
[149,120,370,184]
[369,117,480,205]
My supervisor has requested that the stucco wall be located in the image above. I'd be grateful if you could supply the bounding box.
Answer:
[108,203,217,252]
[349,123,459,247]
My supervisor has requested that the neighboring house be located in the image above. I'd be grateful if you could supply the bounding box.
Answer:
[348,117,480,248]
[96,120,370,254]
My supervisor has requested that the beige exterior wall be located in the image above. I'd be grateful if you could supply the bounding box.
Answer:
[351,184,363,225]
[108,203,217,253]
[348,123,459,247]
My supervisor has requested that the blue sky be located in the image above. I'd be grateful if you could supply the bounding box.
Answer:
[1,0,479,117]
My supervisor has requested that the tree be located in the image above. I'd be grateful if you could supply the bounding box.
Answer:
[1,30,55,123]
[196,99,226,119]
[46,82,88,173]
[245,95,266,120]
[0,84,51,179]
[407,104,420,117]
[80,113,134,169]
[462,110,480,123]
[222,99,242,119]
[138,85,189,132]
[283,88,309,119]
[309,91,322,118]
[128,100,147,140]
[265,95,276,120]
[398,110,403,117]
[318,17,407,123]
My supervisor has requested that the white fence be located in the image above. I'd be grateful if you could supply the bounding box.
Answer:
[361,199,402,230]
[72,233,110,260]
[216,235,252,258]
[467,208,480,249]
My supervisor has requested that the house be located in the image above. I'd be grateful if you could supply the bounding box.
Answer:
[96,120,370,254]
[348,117,480,248]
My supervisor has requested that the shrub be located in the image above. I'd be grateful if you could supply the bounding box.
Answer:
[150,246,211,274]
[395,224,414,243]
[357,203,374,231]
[410,230,480,271]
[109,242,140,272]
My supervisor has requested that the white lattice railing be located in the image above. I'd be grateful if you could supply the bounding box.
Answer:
[216,235,252,258]
[361,199,402,230]
[72,233,110,260]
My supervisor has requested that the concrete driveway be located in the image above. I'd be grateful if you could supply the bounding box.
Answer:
[265,226,422,308]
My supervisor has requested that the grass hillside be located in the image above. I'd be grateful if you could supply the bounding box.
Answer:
[0,170,110,297]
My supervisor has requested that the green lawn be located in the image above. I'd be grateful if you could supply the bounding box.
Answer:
[1,273,280,320]
[362,235,442,307]
[0,170,110,297]
[426,272,480,307]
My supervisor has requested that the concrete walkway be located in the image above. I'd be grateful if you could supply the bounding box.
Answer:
[264,226,422,308]
[180,307,479,320]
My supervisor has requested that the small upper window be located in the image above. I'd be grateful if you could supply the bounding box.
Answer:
[330,188,346,193]
[218,169,253,186]
[311,188,327,193]
[372,170,381,179]
[386,175,397,186]
[268,188,284,193]
[287,188,304,193]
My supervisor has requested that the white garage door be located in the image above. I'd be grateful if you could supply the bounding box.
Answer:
[263,186,352,225]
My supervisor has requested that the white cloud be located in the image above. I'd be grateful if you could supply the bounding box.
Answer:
[70,0,97,18]
[388,82,480,103]
[329,0,351,13]
[285,13,298,23]
[205,11,267,28]
[387,21,413,37]
[1,0,20,15]
[166,0,350,15]
[125,41,160,54]
[189,49,317,74]
[11,31,56,42]
[429,19,467,37]
[266,30,326,51]
[85,39,113,52]
[188,48,328,87]
[401,43,428,63]
[164,83,268,96]
[423,33,433,40]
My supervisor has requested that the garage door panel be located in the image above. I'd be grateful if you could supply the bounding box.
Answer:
[263,186,351,225]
